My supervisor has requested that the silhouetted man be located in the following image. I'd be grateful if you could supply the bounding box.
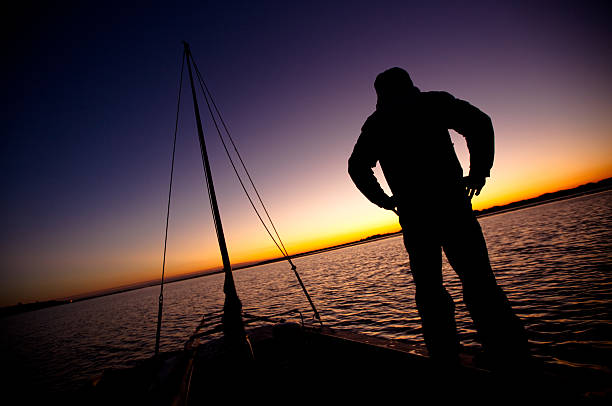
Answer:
[348,67,527,366]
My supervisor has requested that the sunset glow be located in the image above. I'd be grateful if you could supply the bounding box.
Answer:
[2,1,611,306]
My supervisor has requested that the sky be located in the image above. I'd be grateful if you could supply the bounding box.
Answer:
[1,0,611,306]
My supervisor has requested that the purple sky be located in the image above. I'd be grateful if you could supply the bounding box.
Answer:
[2,1,611,305]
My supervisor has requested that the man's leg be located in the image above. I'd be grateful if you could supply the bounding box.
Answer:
[403,230,460,363]
[442,213,528,366]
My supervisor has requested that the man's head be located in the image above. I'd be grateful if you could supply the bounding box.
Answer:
[374,67,417,108]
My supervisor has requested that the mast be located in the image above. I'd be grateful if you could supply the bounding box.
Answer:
[182,42,248,356]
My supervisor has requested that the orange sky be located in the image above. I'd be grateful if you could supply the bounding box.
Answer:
[3,2,612,307]
[3,97,611,306]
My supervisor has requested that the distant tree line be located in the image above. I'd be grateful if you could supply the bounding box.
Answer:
[474,177,612,217]
[0,299,70,318]
[3,177,609,317]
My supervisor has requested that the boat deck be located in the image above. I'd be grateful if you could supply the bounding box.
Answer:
[89,323,609,404]
[186,323,584,403]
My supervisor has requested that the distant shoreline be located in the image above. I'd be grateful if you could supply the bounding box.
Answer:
[2,177,610,317]
[472,178,612,218]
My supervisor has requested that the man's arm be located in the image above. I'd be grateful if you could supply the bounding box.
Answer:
[348,116,395,210]
[442,93,495,197]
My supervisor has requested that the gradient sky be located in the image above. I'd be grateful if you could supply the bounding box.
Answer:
[2,1,611,306]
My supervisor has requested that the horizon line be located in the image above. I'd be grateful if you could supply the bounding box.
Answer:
[3,176,610,311]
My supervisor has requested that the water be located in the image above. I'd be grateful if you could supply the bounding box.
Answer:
[2,191,611,397]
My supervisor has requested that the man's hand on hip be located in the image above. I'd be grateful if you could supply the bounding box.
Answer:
[464,175,486,199]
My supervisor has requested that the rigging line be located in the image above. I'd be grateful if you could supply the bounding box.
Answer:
[191,66,286,258]
[195,66,294,258]
[191,62,290,259]
[156,50,186,356]
[189,59,279,251]
[185,52,223,252]
[191,59,321,324]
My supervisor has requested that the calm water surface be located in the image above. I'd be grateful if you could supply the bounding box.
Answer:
[2,191,611,396]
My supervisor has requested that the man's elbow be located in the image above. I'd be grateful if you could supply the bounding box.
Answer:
[348,155,359,178]
[484,115,494,135]
[348,155,369,185]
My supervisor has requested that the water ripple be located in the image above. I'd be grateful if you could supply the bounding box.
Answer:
[1,191,611,396]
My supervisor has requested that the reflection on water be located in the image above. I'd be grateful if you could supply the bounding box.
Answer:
[1,191,611,395]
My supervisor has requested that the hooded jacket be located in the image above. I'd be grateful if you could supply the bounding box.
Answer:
[348,80,494,213]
